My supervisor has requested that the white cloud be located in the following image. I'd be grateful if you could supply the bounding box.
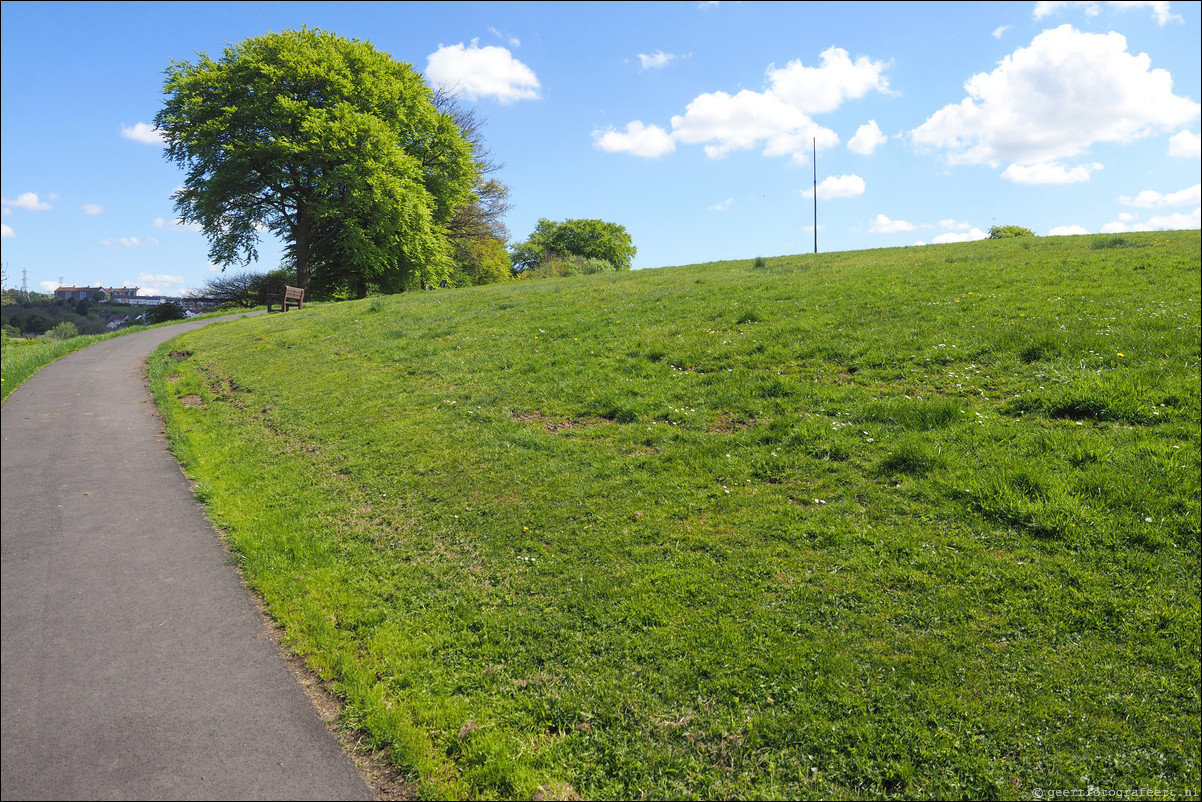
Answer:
[425,41,540,104]
[709,197,734,211]
[603,45,888,162]
[670,88,839,162]
[1034,1,1182,26]
[1002,161,1103,184]
[135,273,187,297]
[2,192,53,211]
[138,273,185,286]
[82,204,104,215]
[1102,207,1201,231]
[928,228,990,244]
[993,25,1011,39]
[120,122,164,145]
[101,237,144,247]
[1048,224,1091,235]
[939,219,974,230]
[489,27,520,48]
[154,216,203,232]
[869,213,916,233]
[1119,184,1201,208]
[766,47,893,114]
[912,26,1200,180]
[1169,130,1201,158]
[593,121,676,157]
[848,120,887,155]
[804,174,866,199]
[1,223,14,238]
[638,50,685,70]
[1148,208,1201,228]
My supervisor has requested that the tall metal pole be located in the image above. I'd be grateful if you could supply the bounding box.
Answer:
[812,137,818,254]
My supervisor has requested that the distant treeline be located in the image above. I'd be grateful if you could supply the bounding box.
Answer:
[0,291,148,337]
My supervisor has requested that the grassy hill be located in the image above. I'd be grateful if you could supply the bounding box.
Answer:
[151,231,1200,800]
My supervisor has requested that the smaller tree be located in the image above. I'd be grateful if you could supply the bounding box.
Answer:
[511,218,636,275]
[201,268,295,309]
[988,225,1035,239]
[145,301,187,324]
[47,321,80,341]
[21,313,51,335]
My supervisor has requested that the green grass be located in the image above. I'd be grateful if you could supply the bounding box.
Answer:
[149,232,1200,800]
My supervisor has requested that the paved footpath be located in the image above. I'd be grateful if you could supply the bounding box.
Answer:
[2,317,374,801]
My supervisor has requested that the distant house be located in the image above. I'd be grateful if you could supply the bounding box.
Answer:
[53,286,140,302]
[53,286,105,301]
[108,287,139,302]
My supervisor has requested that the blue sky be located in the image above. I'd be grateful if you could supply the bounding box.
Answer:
[2,0,1199,297]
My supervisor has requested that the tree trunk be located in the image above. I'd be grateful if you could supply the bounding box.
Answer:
[292,216,313,293]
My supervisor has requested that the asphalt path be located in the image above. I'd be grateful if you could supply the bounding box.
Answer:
[1,316,374,801]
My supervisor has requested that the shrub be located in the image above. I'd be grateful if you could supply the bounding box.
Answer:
[47,321,80,341]
[516,255,617,280]
[988,225,1035,239]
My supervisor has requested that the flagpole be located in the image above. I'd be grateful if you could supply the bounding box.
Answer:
[812,137,818,254]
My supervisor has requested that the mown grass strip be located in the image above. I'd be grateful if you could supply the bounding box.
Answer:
[151,232,1200,800]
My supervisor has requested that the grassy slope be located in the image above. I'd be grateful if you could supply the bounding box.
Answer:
[150,232,1200,800]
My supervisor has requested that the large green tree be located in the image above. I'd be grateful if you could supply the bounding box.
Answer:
[510,218,637,275]
[432,89,513,287]
[155,28,478,298]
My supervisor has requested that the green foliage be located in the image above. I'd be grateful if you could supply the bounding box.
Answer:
[145,301,187,324]
[988,224,1036,238]
[21,313,52,335]
[447,232,511,286]
[151,231,1200,800]
[47,321,80,341]
[516,254,618,280]
[155,27,478,298]
[511,218,636,274]
[1,294,159,337]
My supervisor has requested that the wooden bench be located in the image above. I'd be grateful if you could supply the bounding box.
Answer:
[266,285,304,312]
